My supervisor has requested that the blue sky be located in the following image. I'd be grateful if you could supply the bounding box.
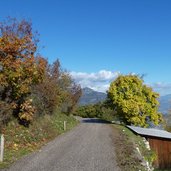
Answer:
[1,0,171,95]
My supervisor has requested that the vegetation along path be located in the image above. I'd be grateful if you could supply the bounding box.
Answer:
[4,118,120,171]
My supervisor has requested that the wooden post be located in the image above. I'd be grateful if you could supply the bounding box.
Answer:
[0,134,4,162]
[64,121,66,131]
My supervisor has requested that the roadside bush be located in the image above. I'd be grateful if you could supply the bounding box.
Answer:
[73,102,116,120]
[74,104,98,118]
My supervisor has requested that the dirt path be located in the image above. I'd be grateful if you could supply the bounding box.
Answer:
[5,118,120,171]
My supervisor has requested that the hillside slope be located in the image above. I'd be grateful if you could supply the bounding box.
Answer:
[79,87,107,105]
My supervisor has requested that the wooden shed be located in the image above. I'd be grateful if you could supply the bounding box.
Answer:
[127,125,171,169]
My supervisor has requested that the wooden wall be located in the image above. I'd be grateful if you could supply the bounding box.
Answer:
[147,136,171,169]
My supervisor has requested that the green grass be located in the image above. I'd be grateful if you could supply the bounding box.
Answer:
[51,113,79,134]
[0,113,79,168]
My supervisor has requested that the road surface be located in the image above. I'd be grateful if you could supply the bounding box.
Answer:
[6,118,120,171]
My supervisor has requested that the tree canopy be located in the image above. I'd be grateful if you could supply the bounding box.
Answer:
[0,17,81,127]
[107,74,163,127]
[0,18,46,124]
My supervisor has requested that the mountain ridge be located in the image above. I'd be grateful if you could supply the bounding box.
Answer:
[79,87,107,106]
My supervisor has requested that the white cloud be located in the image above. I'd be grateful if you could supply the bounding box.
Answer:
[150,82,171,96]
[70,70,171,95]
[70,70,120,92]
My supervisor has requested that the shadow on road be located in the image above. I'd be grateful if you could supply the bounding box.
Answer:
[81,118,111,124]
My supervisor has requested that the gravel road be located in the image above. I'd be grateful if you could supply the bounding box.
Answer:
[6,118,120,171]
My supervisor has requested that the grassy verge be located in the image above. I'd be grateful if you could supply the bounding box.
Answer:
[112,124,155,171]
[0,113,78,168]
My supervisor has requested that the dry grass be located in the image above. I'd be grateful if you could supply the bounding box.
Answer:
[112,124,147,171]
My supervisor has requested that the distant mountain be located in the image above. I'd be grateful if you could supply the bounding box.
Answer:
[79,87,107,106]
[159,94,171,115]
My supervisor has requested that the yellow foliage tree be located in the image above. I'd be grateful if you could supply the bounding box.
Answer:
[107,74,163,127]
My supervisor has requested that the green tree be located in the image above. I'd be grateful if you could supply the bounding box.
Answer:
[107,74,163,127]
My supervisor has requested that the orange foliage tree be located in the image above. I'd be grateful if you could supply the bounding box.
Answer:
[0,18,46,126]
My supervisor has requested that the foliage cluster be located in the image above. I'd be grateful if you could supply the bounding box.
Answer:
[0,17,81,128]
[73,102,116,121]
[107,74,163,127]
[73,104,101,118]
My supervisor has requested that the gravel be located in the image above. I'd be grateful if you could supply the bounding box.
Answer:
[5,118,120,171]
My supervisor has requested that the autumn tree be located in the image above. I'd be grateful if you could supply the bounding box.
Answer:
[0,18,46,125]
[32,59,82,116]
[68,83,82,113]
[107,74,163,127]
[48,60,82,114]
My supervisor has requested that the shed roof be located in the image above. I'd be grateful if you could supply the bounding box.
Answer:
[127,125,171,140]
